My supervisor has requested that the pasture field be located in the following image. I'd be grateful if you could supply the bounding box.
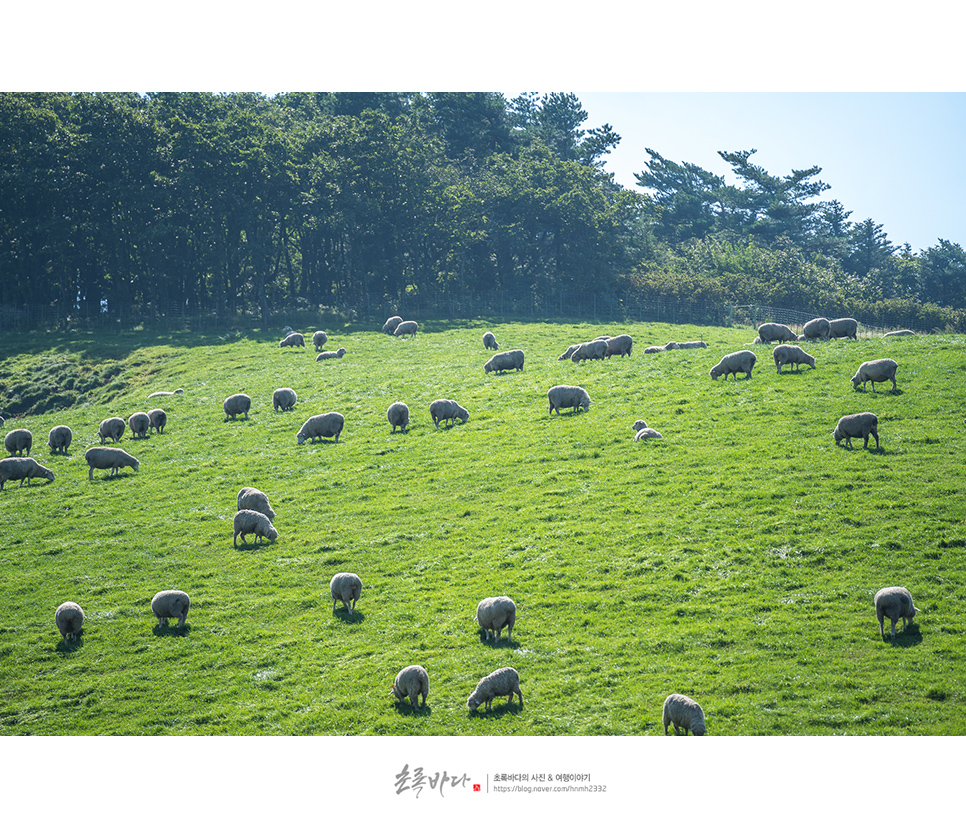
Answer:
[1,321,965,736]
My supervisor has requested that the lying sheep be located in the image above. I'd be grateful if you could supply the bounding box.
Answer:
[279,331,305,348]
[313,330,328,350]
[632,419,648,432]
[98,417,125,443]
[467,667,523,712]
[484,349,525,374]
[664,341,680,351]
[387,401,410,433]
[128,411,150,439]
[233,509,278,546]
[273,387,297,412]
[476,596,516,642]
[85,447,139,479]
[147,388,184,398]
[483,331,499,350]
[710,350,757,380]
[643,345,666,354]
[393,320,418,337]
[223,393,252,421]
[605,334,633,357]
[236,486,275,520]
[55,601,84,643]
[883,329,915,337]
[0,457,55,489]
[5,428,33,456]
[547,385,591,415]
[296,412,345,444]
[851,359,898,393]
[773,344,816,373]
[316,348,347,361]
[757,322,797,344]
[391,665,429,709]
[48,425,72,454]
[662,693,707,736]
[151,589,190,627]
[677,340,708,349]
[570,340,607,362]
[802,317,831,340]
[875,586,919,640]
[833,412,879,450]
[382,315,403,335]
[330,572,362,614]
[430,399,469,427]
[829,317,858,339]
[147,409,167,434]
[635,427,663,441]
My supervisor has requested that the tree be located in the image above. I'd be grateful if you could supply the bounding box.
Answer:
[509,92,619,165]
[919,239,966,308]
[634,149,723,244]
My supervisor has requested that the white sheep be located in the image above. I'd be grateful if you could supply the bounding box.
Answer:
[313,330,328,350]
[382,315,404,335]
[710,350,757,380]
[851,359,898,393]
[0,457,55,489]
[643,345,666,354]
[475,596,516,642]
[662,693,707,736]
[55,601,84,642]
[151,589,190,627]
[547,385,591,415]
[570,340,608,362]
[296,412,345,444]
[635,427,663,441]
[279,331,305,348]
[829,317,858,339]
[605,334,633,357]
[632,419,648,432]
[833,412,879,450]
[223,393,252,421]
[677,340,708,349]
[147,388,184,398]
[393,320,418,337]
[483,331,499,350]
[802,317,831,340]
[315,348,347,361]
[273,387,298,412]
[484,349,525,373]
[97,417,126,442]
[773,344,816,373]
[558,344,581,360]
[757,322,797,343]
[467,667,524,712]
[874,586,919,640]
[883,329,915,337]
[4,428,33,456]
[237,486,275,520]
[47,425,72,454]
[85,447,139,479]
[128,411,151,439]
[387,401,410,433]
[330,572,362,613]
[147,408,167,434]
[429,399,469,428]
[391,665,429,709]
[233,509,278,546]
[664,341,680,351]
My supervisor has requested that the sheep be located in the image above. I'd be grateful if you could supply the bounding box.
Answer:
[313,330,328,350]
[484,349,525,374]
[467,667,523,712]
[483,331,499,350]
[223,393,252,421]
[547,385,591,415]
[802,317,831,340]
[382,315,404,335]
[85,447,140,479]
[273,387,297,412]
[558,344,581,360]
[475,596,516,642]
[279,331,305,348]
[851,359,898,393]
[829,317,859,339]
[128,411,151,439]
[330,572,362,614]
[147,388,183,398]
[757,322,797,343]
[664,341,680,351]
[635,427,663,441]
[55,601,84,643]
[677,340,708,349]
[5,428,33,456]
[233,509,278,546]
[147,409,167,434]
[883,329,915,337]
[315,347,347,361]
[387,401,410,433]
[236,486,275,520]
[47,425,72,454]
[874,586,919,640]
[632,419,648,432]
[97,417,125,443]
[570,340,608,362]
[643,345,666,354]
[282,326,293,334]
[710,350,757,380]
[391,665,429,709]
[0,457,55,489]
[296,412,344,444]
[429,399,469,428]
[151,589,190,627]
[662,693,707,736]
[393,320,418,337]
[593,335,613,342]
[833,412,879,450]
[605,334,633,357]
[773,344,816,373]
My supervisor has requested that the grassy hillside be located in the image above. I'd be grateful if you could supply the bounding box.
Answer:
[1,321,964,735]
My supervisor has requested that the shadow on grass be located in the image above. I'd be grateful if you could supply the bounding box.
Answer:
[333,608,364,624]
[478,633,519,650]
[55,635,84,653]
[467,701,524,719]
[886,625,922,648]
[392,702,432,717]
[152,623,192,637]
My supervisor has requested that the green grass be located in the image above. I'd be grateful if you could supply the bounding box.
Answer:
[1,321,965,735]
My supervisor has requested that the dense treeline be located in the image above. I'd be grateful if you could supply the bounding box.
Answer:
[2,91,965,330]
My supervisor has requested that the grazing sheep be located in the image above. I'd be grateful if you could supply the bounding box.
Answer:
[223,393,252,421]
[47,425,72,454]
[387,401,410,433]
[393,320,419,337]
[85,447,139,479]
[605,334,633,357]
[757,322,798,344]
[4,428,33,456]
[558,344,581,360]
[484,349,525,374]
[147,388,184,398]
[279,331,305,348]
[147,409,167,434]
[233,509,278,546]
[710,350,757,380]
[475,596,516,642]
[97,417,125,443]
[382,316,404,335]
[547,385,591,415]
[483,331,499,350]
[467,667,523,712]
[391,665,429,709]
[236,486,275,520]
[875,586,919,640]
[0,457,55,489]
[802,317,831,340]
[55,601,84,643]
[773,344,816,373]
[128,411,150,439]
[635,427,663,441]
[829,317,859,339]
[429,399,469,428]
[677,340,708,349]
[296,412,345,444]
[851,359,898,393]
[330,572,362,614]
[833,412,879,450]
[151,590,190,627]
[570,340,608,362]
[313,330,328,350]
[273,387,297,412]
[883,329,915,337]
[662,693,707,736]
[315,347,347,361]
